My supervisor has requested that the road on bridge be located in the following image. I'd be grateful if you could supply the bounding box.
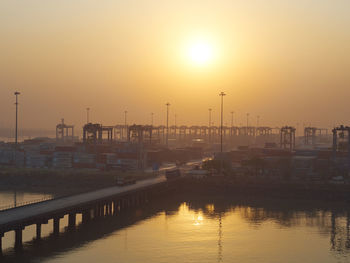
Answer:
[0,176,166,229]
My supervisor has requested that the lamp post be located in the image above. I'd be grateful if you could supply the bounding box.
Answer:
[230,111,235,140]
[219,92,226,153]
[86,107,90,123]
[151,112,154,126]
[208,108,212,127]
[219,92,226,175]
[14,91,20,166]
[124,110,128,140]
[230,111,234,127]
[14,92,20,146]
[208,108,212,143]
[246,113,250,128]
[166,103,170,147]
[14,91,20,206]
[296,122,299,137]
[174,113,177,141]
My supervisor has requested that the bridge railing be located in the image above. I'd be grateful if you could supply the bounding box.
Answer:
[0,196,53,212]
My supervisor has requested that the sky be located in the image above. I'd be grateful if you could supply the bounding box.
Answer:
[0,0,349,134]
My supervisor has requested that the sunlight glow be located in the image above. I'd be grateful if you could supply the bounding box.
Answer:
[186,38,215,67]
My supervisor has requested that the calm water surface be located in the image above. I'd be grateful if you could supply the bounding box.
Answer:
[2,195,350,263]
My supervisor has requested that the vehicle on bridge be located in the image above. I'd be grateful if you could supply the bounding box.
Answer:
[165,168,181,180]
[115,177,136,186]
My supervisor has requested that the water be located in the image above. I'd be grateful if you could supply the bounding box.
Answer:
[1,195,350,263]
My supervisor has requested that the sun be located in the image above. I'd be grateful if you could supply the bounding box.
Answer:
[186,39,215,66]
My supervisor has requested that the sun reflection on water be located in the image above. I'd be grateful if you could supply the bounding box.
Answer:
[193,215,204,226]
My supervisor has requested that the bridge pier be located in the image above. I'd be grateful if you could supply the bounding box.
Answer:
[109,202,113,214]
[107,203,110,215]
[94,205,99,218]
[15,227,24,250]
[82,210,91,223]
[36,223,42,239]
[68,213,76,228]
[99,205,104,217]
[93,206,99,218]
[113,201,118,215]
[0,233,3,254]
[53,217,60,235]
[106,203,110,215]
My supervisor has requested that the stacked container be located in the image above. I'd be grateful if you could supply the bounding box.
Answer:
[25,152,48,168]
[73,152,96,168]
[52,152,73,168]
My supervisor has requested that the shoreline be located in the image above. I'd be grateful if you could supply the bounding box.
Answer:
[180,177,350,202]
[2,167,350,203]
[0,166,157,196]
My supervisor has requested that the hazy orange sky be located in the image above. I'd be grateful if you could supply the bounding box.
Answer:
[0,0,349,132]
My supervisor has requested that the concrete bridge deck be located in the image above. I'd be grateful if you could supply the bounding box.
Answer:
[0,176,167,250]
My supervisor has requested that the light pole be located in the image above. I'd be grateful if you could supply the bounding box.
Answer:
[208,108,212,127]
[219,92,226,175]
[208,108,212,143]
[166,103,170,147]
[296,122,299,137]
[14,91,20,166]
[124,110,128,140]
[86,107,90,123]
[13,91,20,206]
[174,113,177,141]
[151,112,154,126]
[230,111,234,139]
[14,92,20,146]
[219,92,226,153]
[230,111,234,127]
[246,113,250,128]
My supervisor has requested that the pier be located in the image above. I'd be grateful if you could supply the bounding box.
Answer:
[0,176,168,252]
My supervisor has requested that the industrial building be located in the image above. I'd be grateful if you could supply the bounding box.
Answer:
[3,120,350,185]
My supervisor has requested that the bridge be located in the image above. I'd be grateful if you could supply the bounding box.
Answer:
[0,176,169,252]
